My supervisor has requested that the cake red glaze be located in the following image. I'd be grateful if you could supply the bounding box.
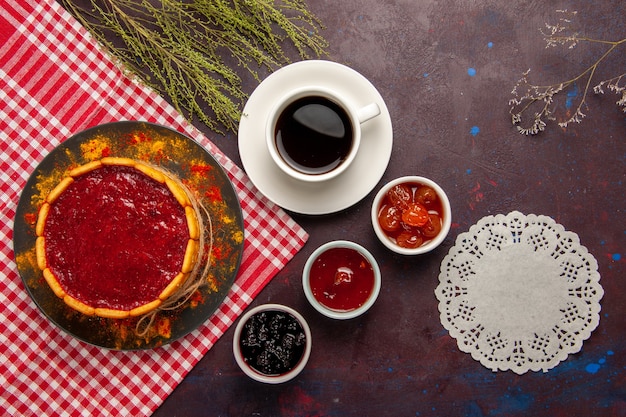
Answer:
[35,157,200,319]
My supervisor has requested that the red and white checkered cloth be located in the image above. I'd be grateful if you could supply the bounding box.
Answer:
[0,1,308,415]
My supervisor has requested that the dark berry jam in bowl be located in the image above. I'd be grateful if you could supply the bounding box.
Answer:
[302,240,382,320]
[233,304,312,384]
[371,176,451,255]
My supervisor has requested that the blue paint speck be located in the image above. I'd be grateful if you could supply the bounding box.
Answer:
[599,358,606,364]
[586,363,601,374]
[487,42,493,48]
[608,350,614,356]
[498,392,534,413]
[465,401,485,417]
[388,367,393,372]
[565,85,579,109]
[470,126,480,136]
[466,168,472,174]
[467,67,477,77]
[423,73,429,77]
[612,253,621,261]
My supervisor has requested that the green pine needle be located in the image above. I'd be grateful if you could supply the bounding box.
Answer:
[60,0,329,134]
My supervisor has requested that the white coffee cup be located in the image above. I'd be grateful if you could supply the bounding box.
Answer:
[266,86,380,182]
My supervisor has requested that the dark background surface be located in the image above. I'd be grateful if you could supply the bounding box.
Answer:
[76,0,626,416]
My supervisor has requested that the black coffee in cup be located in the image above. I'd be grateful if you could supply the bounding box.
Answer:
[274,96,353,175]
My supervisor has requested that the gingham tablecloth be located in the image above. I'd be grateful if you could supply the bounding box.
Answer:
[0,1,308,416]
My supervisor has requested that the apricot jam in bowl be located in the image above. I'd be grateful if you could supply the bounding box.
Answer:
[233,304,311,384]
[371,176,451,255]
[303,240,381,320]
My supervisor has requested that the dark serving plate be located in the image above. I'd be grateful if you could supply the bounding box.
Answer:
[13,121,244,350]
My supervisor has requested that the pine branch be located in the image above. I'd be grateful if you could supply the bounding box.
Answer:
[60,0,329,134]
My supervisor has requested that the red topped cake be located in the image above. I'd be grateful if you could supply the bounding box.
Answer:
[35,157,200,319]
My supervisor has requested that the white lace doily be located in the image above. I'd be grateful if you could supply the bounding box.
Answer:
[435,211,603,374]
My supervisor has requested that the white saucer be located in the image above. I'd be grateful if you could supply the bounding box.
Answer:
[238,60,393,215]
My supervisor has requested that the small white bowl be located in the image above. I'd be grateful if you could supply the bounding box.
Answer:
[302,240,381,320]
[371,176,451,255]
[232,304,311,384]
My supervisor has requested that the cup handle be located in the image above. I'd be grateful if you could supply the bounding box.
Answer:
[357,102,381,124]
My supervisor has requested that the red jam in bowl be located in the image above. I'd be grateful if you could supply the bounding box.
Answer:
[308,247,375,312]
[376,181,444,249]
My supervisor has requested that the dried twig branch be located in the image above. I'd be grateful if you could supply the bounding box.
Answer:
[509,10,625,135]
